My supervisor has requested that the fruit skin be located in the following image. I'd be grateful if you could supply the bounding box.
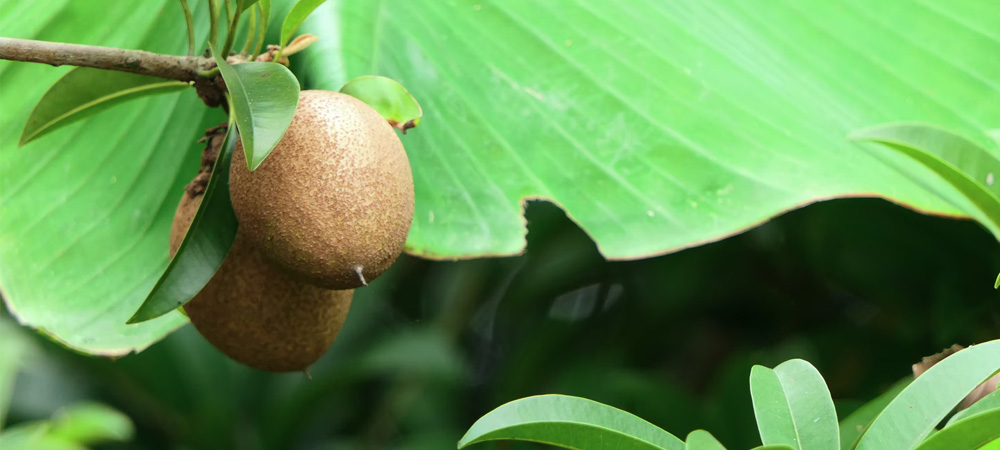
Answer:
[170,192,353,372]
[229,90,414,289]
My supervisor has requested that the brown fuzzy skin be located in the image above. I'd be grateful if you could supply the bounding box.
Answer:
[229,90,415,289]
[170,193,354,372]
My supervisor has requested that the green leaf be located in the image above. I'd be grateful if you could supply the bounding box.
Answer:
[685,430,726,450]
[852,123,1000,196]
[0,402,132,450]
[212,48,300,171]
[750,360,839,450]
[751,447,797,450]
[946,387,1000,428]
[127,126,239,323]
[280,0,326,48]
[339,75,422,133]
[0,0,221,355]
[839,378,912,450]
[18,67,189,146]
[994,272,999,289]
[241,0,260,12]
[0,422,82,450]
[47,402,134,444]
[457,394,684,450]
[299,0,1000,260]
[850,123,1000,239]
[856,340,1000,450]
[911,410,1000,450]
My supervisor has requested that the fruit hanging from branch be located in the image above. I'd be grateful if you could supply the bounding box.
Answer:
[229,90,415,289]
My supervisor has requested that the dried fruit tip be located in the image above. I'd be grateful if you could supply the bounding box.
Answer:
[354,266,367,286]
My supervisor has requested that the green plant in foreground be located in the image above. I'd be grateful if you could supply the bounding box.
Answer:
[459,339,1000,450]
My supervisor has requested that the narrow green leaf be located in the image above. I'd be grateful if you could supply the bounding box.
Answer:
[839,378,912,450]
[994,272,999,289]
[212,48,300,171]
[750,360,839,450]
[339,75,423,133]
[946,387,1000,428]
[241,0,260,12]
[685,430,726,450]
[911,410,1000,450]
[856,340,1000,450]
[127,126,239,324]
[19,67,189,146]
[47,402,134,445]
[458,394,684,450]
[280,0,326,48]
[751,447,797,450]
[856,124,1000,194]
[850,124,1000,239]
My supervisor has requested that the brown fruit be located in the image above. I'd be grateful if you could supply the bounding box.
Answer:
[229,90,414,289]
[170,192,353,372]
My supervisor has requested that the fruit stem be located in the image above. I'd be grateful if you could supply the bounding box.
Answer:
[0,37,209,82]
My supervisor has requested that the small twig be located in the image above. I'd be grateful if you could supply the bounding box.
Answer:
[223,0,233,30]
[209,0,220,49]
[0,37,209,81]
[178,0,195,56]
[240,6,257,56]
[250,2,267,60]
[221,0,244,56]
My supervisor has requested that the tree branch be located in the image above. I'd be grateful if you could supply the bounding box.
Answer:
[0,37,211,82]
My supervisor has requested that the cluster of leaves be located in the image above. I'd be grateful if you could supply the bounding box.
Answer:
[459,340,1000,450]
[13,0,423,326]
[1,0,997,358]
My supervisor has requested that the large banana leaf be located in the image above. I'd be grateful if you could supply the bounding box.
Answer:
[0,0,221,354]
[1,0,998,354]
[299,0,999,259]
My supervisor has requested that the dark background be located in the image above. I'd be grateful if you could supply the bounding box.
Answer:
[4,197,999,449]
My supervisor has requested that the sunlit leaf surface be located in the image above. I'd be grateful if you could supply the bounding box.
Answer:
[300,0,1000,259]
[0,0,222,354]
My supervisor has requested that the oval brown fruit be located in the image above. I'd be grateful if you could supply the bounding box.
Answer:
[229,90,415,289]
[170,192,353,372]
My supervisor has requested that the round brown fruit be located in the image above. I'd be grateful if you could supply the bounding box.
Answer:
[229,90,414,289]
[170,192,353,372]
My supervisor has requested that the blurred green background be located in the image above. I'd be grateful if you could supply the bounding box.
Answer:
[3,197,998,449]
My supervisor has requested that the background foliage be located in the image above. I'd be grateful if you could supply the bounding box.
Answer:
[2,198,998,449]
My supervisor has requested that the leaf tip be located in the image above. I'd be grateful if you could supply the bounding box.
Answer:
[125,310,145,325]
